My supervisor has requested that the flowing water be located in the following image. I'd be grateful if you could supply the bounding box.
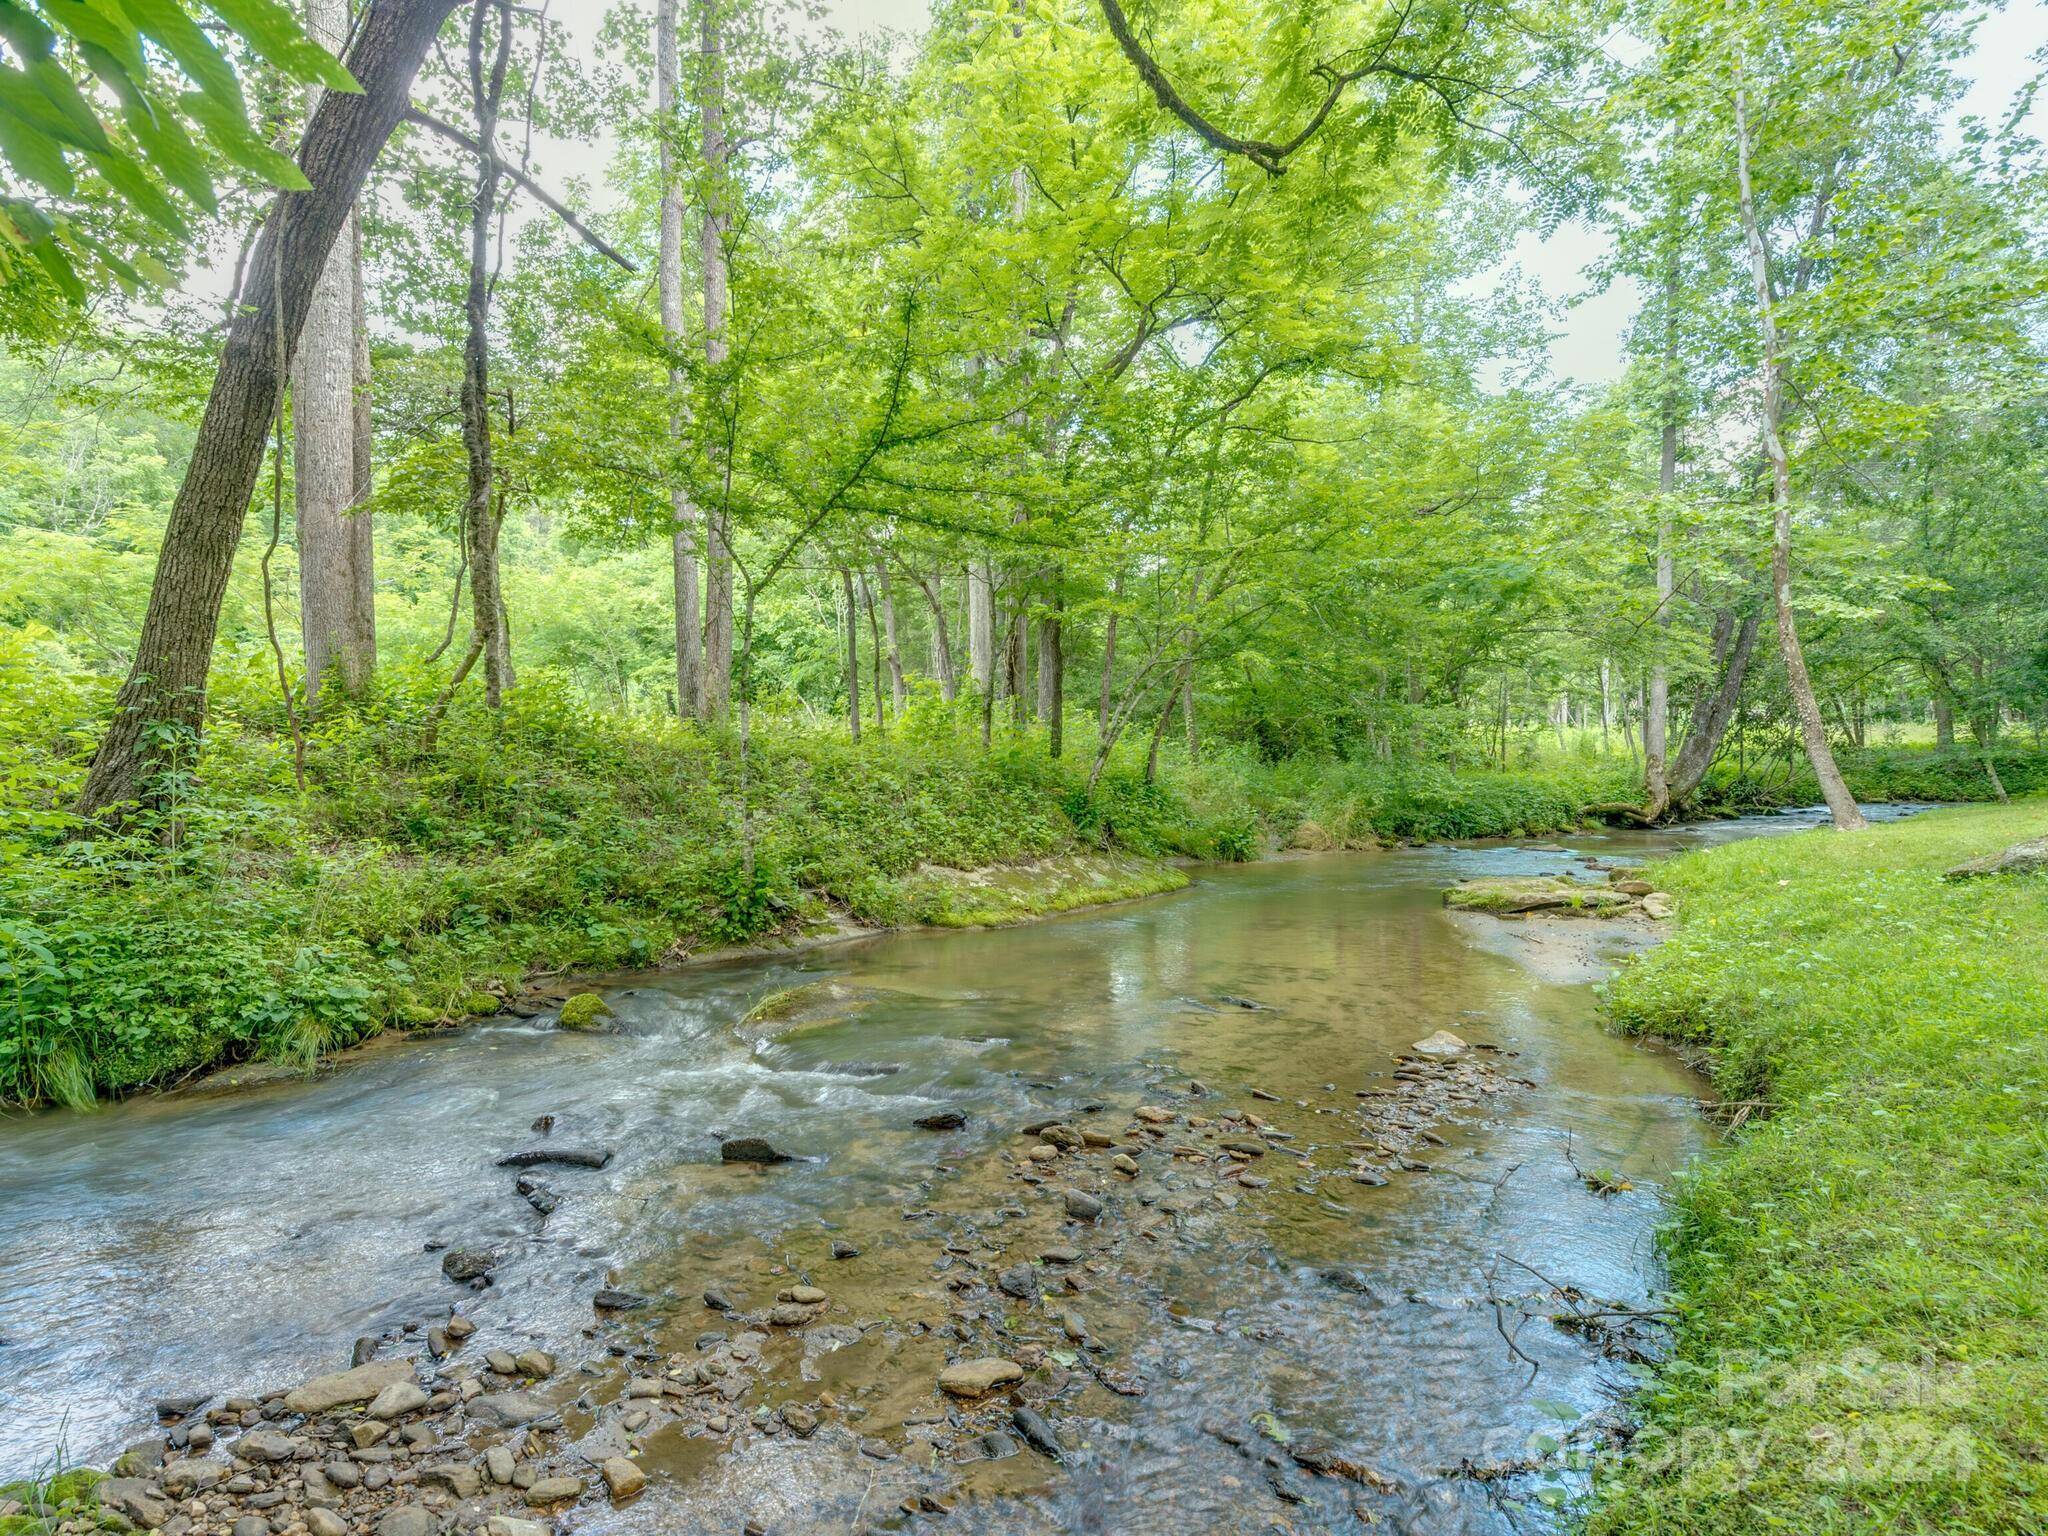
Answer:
[0,809,1906,1531]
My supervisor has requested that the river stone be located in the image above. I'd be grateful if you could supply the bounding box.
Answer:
[98,1478,172,1530]
[1012,1406,1063,1461]
[1062,1189,1102,1221]
[1409,1030,1470,1059]
[376,1508,436,1536]
[524,1475,585,1504]
[232,1517,269,1536]
[719,1137,791,1164]
[235,1428,298,1463]
[830,1240,860,1259]
[780,1285,827,1305]
[1613,877,1654,896]
[1443,875,1634,916]
[1112,1153,1139,1176]
[367,1381,430,1419]
[307,1510,348,1536]
[111,1443,163,1478]
[486,1521,551,1536]
[768,1303,816,1327]
[780,1405,818,1437]
[913,1111,966,1130]
[938,1358,1024,1398]
[422,1463,482,1498]
[154,1393,209,1419]
[555,993,613,1031]
[997,1265,1038,1299]
[282,1357,414,1414]
[485,1446,516,1485]
[496,1146,612,1170]
[469,1391,552,1428]
[441,1248,501,1284]
[1132,1106,1172,1124]
[593,1289,651,1311]
[1640,892,1677,920]
[600,1457,646,1499]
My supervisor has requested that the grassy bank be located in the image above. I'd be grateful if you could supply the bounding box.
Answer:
[1591,800,2048,1534]
[6,640,2043,1110]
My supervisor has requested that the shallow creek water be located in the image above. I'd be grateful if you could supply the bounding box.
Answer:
[0,810,1898,1531]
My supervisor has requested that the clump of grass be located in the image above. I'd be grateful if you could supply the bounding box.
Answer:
[1590,799,2048,1534]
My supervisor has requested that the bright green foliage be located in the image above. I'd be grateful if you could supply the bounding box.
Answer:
[1596,801,2048,1534]
[0,0,356,315]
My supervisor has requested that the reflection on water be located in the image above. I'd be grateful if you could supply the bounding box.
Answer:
[0,808,1903,1526]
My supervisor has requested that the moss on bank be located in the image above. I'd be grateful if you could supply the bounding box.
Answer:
[1590,800,2048,1535]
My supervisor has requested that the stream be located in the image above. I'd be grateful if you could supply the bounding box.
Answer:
[0,809,1908,1532]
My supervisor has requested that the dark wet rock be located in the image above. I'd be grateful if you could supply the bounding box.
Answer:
[441,1248,500,1284]
[1220,1138,1267,1157]
[517,1176,559,1216]
[1249,1087,1282,1102]
[914,1111,967,1130]
[703,1287,737,1311]
[497,1146,612,1169]
[531,1113,555,1133]
[593,1288,651,1311]
[719,1137,791,1164]
[831,1239,861,1259]
[997,1265,1039,1299]
[1217,995,1270,1011]
[979,1430,1020,1460]
[1012,1406,1063,1460]
[153,1392,209,1419]
[1267,1463,1312,1503]
[350,1335,379,1366]
[828,1061,903,1076]
[780,1405,818,1437]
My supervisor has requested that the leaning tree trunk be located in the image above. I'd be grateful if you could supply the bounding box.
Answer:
[656,0,701,718]
[696,0,734,719]
[1664,607,1762,805]
[1734,83,1864,831]
[293,0,377,713]
[461,0,513,708]
[77,0,462,820]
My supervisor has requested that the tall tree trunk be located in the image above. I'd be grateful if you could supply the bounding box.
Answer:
[1734,83,1863,830]
[840,567,861,743]
[462,0,513,708]
[1598,658,1613,753]
[967,560,994,696]
[293,0,377,713]
[1179,633,1197,762]
[859,572,885,734]
[912,561,958,702]
[873,561,906,711]
[1097,569,1122,739]
[1038,585,1063,757]
[696,0,734,718]
[1665,607,1762,806]
[1933,694,1955,747]
[656,0,701,719]
[77,0,462,820]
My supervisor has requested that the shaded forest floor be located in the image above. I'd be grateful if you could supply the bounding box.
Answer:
[1592,798,2048,1534]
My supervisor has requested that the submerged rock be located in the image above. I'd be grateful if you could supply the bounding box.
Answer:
[441,1248,500,1284]
[914,1111,967,1131]
[1408,1030,1469,1059]
[719,1137,791,1164]
[938,1358,1024,1398]
[497,1146,613,1170]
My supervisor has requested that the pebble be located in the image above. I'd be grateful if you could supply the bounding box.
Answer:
[376,1508,436,1536]
[1112,1154,1139,1176]
[485,1446,515,1485]
[524,1475,585,1504]
[367,1381,429,1419]
[307,1510,348,1536]
[830,1240,860,1259]
[1063,1189,1102,1220]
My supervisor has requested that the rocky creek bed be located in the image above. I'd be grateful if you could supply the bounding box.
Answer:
[4,813,1910,1536]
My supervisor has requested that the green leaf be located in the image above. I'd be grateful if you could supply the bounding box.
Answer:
[111,0,243,105]
[0,110,75,197]
[121,96,216,211]
[203,0,360,93]
[84,144,188,237]
[182,89,311,191]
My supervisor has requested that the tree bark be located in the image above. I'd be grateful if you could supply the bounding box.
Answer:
[1665,606,1761,805]
[1097,570,1122,739]
[461,0,513,708]
[657,0,701,719]
[840,566,861,743]
[78,0,462,819]
[858,572,885,734]
[873,560,906,711]
[1933,693,1954,747]
[696,0,734,719]
[1734,82,1864,831]
[967,559,994,697]
[909,560,958,702]
[1038,585,1063,757]
[293,0,376,712]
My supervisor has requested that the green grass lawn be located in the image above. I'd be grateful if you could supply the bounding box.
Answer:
[1590,800,2048,1534]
